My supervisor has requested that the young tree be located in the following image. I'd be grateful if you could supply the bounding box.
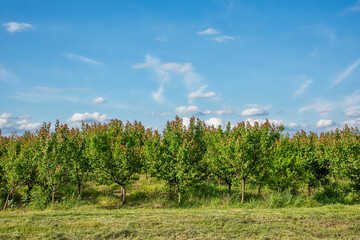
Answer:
[251,121,284,196]
[38,121,71,204]
[86,120,145,204]
[145,117,207,203]
[338,126,360,190]
[294,131,331,195]
[269,135,303,192]
[204,123,235,198]
[67,126,91,196]
[1,132,38,210]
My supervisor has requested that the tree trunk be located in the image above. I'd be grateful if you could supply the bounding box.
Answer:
[218,178,221,187]
[307,183,311,196]
[241,178,246,204]
[176,185,181,203]
[121,185,126,204]
[77,182,81,197]
[3,191,12,211]
[227,183,232,198]
[169,183,172,200]
[27,182,34,195]
[258,183,262,196]
[318,180,322,189]
[52,189,56,204]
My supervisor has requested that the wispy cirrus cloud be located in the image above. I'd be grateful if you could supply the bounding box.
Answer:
[299,99,334,116]
[0,65,18,84]
[330,58,360,88]
[65,53,103,65]
[2,22,33,33]
[339,0,360,16]
[35,86,89,92]
[12,91,81,103]
[151,112,172,117]
[133,54,203,103]
[212,35,235,42]
[152,84,165,103]
[300,91,360,117]
[344,106,360,117]
[197,28,218,35]
[293,78,313,98]
[155,36,168,42]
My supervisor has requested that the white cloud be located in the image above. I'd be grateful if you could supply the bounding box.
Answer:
[300,91,360,118]
[0,113,41,133]
[345,110,360,117]
[343,91,360,106]
[92,97,106,104]
[188,91,216,99]
[152,85,165,103]
[330,58,360,88]
[151,112,171,117]
[0,113,14,129]
[197,28,219,35]
[316,119,334,128]
[205,117,223,127]
[299,99,334,116]
[240,108,269,117]
[65,53,103,65]
[293,79,313,98]
[342,118,360,127]
[175,106,199,115]
[182,117,191,128]
[344,106,360,117]
[16,119,41,130]
[67,112,110,123]
[212,35,235,42]
[0,65,18,84]
[245,118,285,127]
[161,62,193,73]
[188,85,216,101]
[133,54,205,103]
[286,122,299,129]
[133,54,193,74]
[0,113,13,119]
[2,22,33,33]
[202,109,233,115]
[155,36,168,42]
[183,71,203,88]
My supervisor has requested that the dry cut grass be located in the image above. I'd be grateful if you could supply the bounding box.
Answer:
[1,204,360,239]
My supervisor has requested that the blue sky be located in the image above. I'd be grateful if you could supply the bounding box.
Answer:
[1,0,360,135]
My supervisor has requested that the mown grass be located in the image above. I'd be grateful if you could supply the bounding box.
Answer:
[1,205,360,239]
[1,176,360,239]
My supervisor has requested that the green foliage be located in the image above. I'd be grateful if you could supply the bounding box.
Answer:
[86,119,145,204]
[2,117,360,209]
[145,116,208,203]
[269,135,303,192]
[37,121,72,204]
[29,186,51,210]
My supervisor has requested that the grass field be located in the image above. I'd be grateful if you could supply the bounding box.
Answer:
[1,204,360,239]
